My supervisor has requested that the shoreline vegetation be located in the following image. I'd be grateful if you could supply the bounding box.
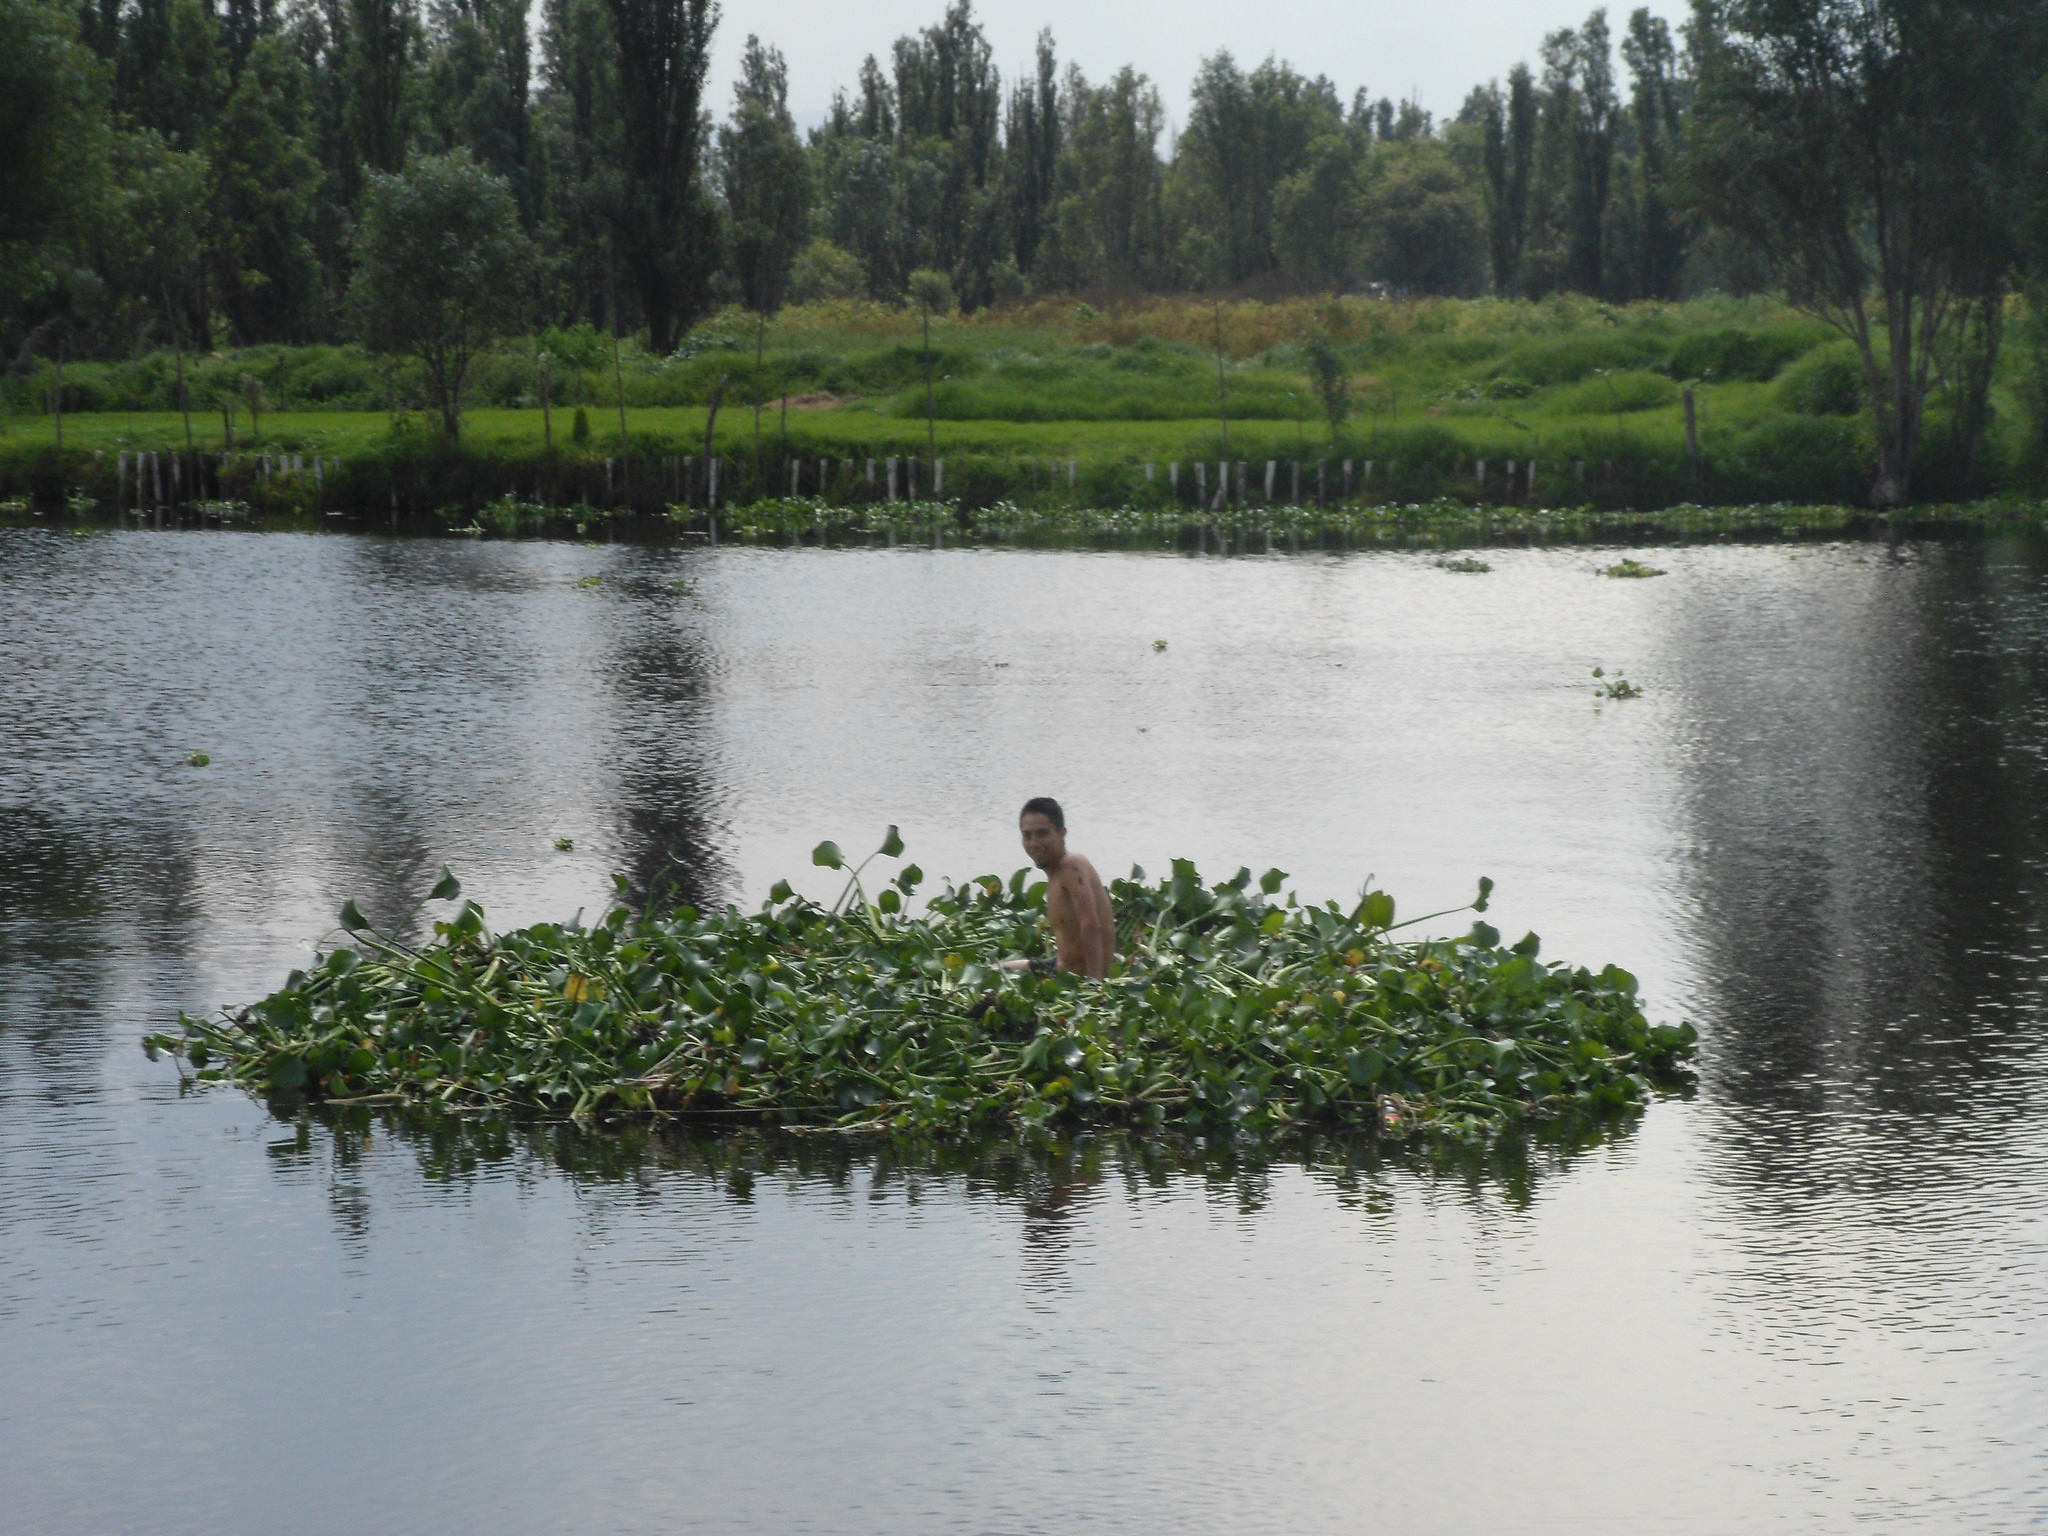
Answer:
[6,294,2040,522]
[144,839,1698,1141]
[10,488,2048,552]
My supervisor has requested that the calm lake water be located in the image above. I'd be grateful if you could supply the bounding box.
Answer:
[5,524,2048,1533]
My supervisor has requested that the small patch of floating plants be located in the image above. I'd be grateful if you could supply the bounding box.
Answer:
[144,829,1696,1140]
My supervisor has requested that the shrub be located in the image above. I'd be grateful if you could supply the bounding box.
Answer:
[787,239,867,305]
[1666,324,1825,383]
[1491,329,1667,385]
[1549,370,1680,415]
[1776,341,1866,415]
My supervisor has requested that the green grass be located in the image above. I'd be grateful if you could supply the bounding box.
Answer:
[5,291,2034,510]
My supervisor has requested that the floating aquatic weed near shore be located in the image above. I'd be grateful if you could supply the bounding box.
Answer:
[186,751,211,766]
[144,832,1696,1140]
[1438,555,1492,573]
[554,837,574,851]
[1591,667,1643,699]
[1599,557,1666,578]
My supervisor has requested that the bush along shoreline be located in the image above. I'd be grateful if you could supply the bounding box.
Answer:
[144,837,1699,1141]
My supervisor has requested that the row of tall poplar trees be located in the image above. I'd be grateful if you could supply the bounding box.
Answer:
[6,0,1743,358]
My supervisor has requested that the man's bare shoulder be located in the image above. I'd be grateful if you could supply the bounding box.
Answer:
[1053,852,1105,889]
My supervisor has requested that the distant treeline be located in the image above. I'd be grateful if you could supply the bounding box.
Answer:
[7,0,2047,505]
[2,0,1791,354]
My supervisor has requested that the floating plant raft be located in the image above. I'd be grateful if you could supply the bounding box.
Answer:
[145,831,1696,1138]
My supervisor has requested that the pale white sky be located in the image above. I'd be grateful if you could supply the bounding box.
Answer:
[707,0,1692,135]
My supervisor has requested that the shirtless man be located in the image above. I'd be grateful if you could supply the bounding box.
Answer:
[1010,797,1115,978]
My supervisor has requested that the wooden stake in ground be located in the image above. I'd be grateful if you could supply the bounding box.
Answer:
[752,313,765,493]
[1213,302,1229,457]
[176,350,195,458]
[702,374,729,503]
[923,304,935,466]
[1683,386,1700,492]
[540,352,552,450]
[613,336,629,473]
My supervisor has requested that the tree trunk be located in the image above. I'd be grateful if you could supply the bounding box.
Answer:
[1955,294,2004,496]
[701,373,728,473]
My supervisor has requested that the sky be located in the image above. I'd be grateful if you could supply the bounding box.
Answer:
[703,0,1693,137]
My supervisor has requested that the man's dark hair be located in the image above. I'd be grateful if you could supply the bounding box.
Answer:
[1019,796,1065,830]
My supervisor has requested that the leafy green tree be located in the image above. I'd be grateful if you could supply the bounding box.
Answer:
[2024,87,2048,485]
[1302,333,1348,443]
[1528,10,1619,297]
[348,0,416,175]
[1175,52,1342,284]
[812,123,908,299]
[349,151,532,436]
[807,7,1000,306]
[115,0,229,154]
[0,0,112,313]
[1002,31,1060,280]
[601,0,718,352]
[892,0,1001,301]
[99,129,209,349]
[1273,129,1365,290]
[424,0,534,217]
[785,239,863,303]
[1479,64,1537,294]
[1685,0,2043,505]
[208,34,323,341]
[1617,8,1690,300]
[1052,64,1169,291]
[1358,140,1485,295]
[720,36,808,314]
[536,0,616,327]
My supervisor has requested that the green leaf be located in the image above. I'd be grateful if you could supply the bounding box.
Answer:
[878,888,902,914]
[1360,891,1395,930]
[880,824,905,858]
[1474,876,1494,913]
[1259,867,1289,895]
[268,1056,307,1091]
[769,879,793,904]
[429,867,461,902]
[1469,920,1501,949]
[896,864,924,892]
[812,840,844,870]
[339,899,368,931]
[1346,1047,1386,1086]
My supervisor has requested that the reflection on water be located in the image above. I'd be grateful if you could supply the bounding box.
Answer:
[6,526,2048,1531]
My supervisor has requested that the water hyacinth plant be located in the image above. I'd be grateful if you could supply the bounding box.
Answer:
[144,832,1696,1140]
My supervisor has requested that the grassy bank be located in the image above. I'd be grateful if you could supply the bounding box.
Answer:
[7,293,2036,513]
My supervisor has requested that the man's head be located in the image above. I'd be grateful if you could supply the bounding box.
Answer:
[1019,796,1066,869]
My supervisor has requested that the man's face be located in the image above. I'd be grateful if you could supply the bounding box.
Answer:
[1019,812,1065,869]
